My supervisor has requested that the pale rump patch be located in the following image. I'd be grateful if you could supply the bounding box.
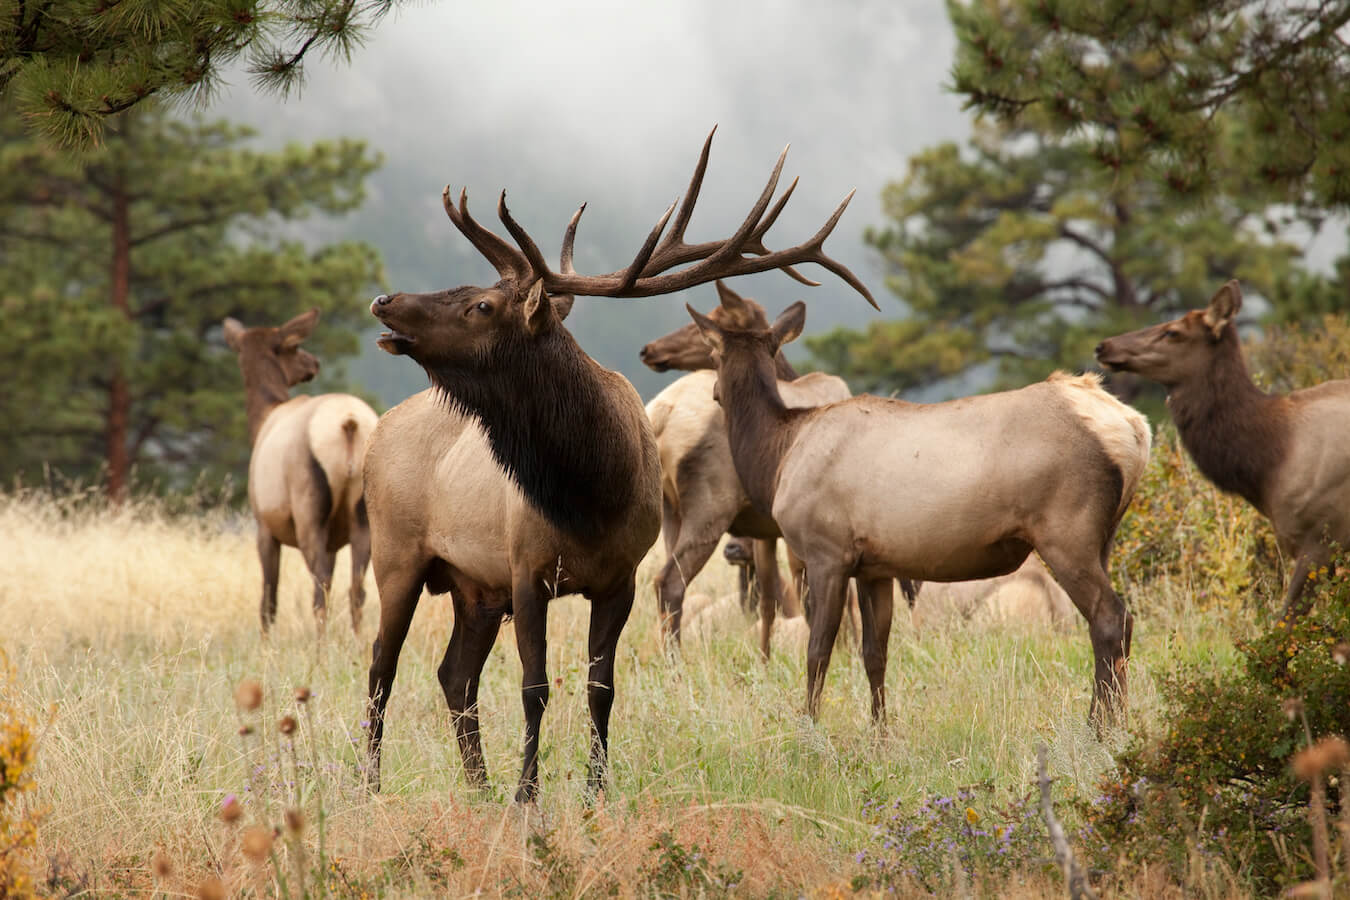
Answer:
[307,395,379,504]
[1047,371,1152,517]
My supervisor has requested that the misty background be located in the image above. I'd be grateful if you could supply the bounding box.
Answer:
[205,0,969,406]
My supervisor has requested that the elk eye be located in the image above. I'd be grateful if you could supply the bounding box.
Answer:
[1163,328,1182,339]
[475,301,491,314]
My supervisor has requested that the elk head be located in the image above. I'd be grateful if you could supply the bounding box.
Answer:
[687,298,807,403]
[1095,281,1243,388]
[222,308,322,387]
[640,281,777,372]
[371,126,876,391]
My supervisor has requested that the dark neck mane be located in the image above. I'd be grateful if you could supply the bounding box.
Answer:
[239,357,293,445]
[772,351,798,381]
[1166,328,1288,513]
[428,326,640,541]
[718,340,808,517]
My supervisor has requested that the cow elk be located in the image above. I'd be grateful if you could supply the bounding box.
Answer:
[688,299,1151,730]
[223,309,378,633]
[641,281,851,658]
[1096,280,1350,620]
[362,127,872,802]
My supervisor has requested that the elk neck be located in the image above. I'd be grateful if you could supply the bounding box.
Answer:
[717,341,808,518]
[772,350,800,381]
[238,355,294,446]
[1165,328,1290,513]
[427,325,645,542]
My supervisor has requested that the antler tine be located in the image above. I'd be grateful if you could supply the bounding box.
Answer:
[443,187,531,283]
[654,125,715,255]
[703,143,789,268]
[791,189,878,308]
[560,203,585,274]
[497,191,554,284]
[743,177,820,288]
[615,200,678,292]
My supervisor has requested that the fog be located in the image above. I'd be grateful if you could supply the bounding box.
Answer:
[207,0,970,403]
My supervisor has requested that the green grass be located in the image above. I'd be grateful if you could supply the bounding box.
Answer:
[0,490,1255,897]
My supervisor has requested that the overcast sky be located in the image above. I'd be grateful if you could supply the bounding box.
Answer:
[207,0,972,402]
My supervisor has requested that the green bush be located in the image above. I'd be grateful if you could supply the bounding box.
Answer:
[1081,567,1350,894]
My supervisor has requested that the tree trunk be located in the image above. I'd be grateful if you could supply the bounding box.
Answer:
[105,180,131,503]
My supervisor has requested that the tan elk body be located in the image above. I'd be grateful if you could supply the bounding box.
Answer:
[361,128,873,802]
[642,284,851,657]
[1096,280,1350,618]
[224,310,378,632]
[690,298,1151,727]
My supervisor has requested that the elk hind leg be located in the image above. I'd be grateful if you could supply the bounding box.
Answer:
[655,526,722,649]
[347,497,372,633]
[856,577,895,723]
[1038,544,1130,734]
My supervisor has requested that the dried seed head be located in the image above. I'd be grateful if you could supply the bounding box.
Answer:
[294,686,312,704]
[284,808,305,834]
[278,715,297,736]
[238,724,254,737]
[220,794,243,824]
[1294,736,1350,780]
[196,876,226,900]
[1333,642,1350,666]
[1281,697,1305,721]
[234,679,263,711]
[151,849,173,879]
[240,824,274,862]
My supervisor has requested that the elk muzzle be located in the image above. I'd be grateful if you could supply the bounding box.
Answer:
[371,294,416,356]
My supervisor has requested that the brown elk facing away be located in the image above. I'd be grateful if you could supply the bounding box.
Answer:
[1096,280,1350,621]
[687,299,1151,729]
[362,128,873,802]
[223,310,378,633]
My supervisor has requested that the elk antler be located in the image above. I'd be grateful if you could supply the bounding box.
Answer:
[442,127,878,309]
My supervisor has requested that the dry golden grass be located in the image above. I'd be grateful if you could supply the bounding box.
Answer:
[0,490,1255,897]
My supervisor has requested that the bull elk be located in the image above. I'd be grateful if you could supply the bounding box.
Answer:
[1096,280,1350,620]
[687,298,1151,729]
[223,310,378,633]
[362,127,872,802]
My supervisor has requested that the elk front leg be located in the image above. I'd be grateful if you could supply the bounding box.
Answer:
[512,578,549,804]
[856,577,895,723]
[655,529,722,650]
[1280,544,1333,623]
[751,538,786,660]
[437,591,503,791]
[585,576,636,798]
[804,564,850,719]
[256,526,281,633]
[364,564,423,793]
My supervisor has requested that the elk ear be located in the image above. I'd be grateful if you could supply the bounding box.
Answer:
[278,307,320,349]
[686,304,725,355]
[523,280,555,334]
[222,318,246,351]
[552,293,576,322]
[770,301,807,350]
[715,280,748,313]
[1202,280,1242,339]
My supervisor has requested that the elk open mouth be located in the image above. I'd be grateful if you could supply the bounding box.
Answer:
[376,330,416,355]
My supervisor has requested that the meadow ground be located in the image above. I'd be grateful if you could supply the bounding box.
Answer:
[0,490,1257,898]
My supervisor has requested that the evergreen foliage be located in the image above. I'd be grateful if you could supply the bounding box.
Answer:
[947,0,1350,208]
[805,117,1307,396]
[0,0,397,147]
[0,101,384,497]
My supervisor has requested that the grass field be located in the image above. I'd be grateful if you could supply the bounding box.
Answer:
[0,489,1257,897]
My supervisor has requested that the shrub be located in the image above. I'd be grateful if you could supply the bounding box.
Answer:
[0,663,42,899]
[1081,567,1350,894]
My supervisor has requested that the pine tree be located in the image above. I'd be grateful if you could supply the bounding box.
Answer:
[0,101,383,499]
[804,117,1311,398]
[947,0,1350,207]
[0,0,396,147]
